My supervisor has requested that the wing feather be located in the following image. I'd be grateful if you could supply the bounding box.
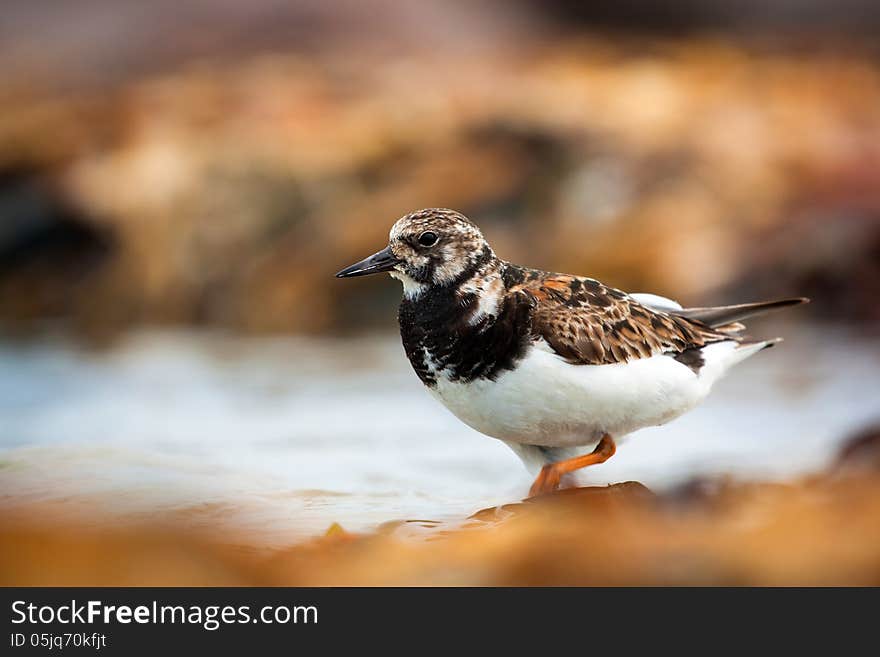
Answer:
[508,270,730,366]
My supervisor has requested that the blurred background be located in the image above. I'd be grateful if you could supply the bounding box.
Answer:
[2,1,880,584]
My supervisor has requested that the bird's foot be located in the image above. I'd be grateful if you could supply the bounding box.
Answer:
[527,434,617,498]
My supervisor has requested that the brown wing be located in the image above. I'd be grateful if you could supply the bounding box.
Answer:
[510,271,730,365]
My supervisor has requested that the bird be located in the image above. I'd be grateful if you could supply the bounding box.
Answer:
[336,208,808,496]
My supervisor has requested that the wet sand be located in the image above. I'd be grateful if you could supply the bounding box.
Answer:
[3,464,880,586]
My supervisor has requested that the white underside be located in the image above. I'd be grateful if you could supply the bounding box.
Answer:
[427,338,769,470]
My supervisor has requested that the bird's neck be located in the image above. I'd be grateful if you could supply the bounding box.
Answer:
[397,256,531,386]
[401,255,505,324]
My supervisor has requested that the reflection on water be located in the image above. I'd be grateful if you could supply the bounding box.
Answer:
[0,324,878,545]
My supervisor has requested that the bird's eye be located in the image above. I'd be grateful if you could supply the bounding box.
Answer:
[417,231,438,247]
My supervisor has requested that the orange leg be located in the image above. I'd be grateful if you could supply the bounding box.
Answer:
[528,434,617,497]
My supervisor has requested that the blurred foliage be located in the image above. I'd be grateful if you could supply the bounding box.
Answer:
[1,33,880,338]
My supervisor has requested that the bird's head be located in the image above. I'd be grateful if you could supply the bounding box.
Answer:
[335,208,494,297]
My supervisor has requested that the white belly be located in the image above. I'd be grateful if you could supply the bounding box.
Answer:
[428,340,745,447]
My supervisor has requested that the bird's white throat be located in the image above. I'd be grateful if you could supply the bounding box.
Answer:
[389,271,426,299]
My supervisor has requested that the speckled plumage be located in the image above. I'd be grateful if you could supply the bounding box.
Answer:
[337,208,807,491]
[503,266,736,366]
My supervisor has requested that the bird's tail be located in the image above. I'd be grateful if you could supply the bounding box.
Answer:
[672,298,809,328]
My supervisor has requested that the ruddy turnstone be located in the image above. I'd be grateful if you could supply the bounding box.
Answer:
[336,208,808,495]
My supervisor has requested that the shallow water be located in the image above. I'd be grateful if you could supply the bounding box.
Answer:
[0,324,878,546]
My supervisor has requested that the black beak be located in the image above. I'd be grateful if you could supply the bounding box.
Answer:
[335,246,400,278]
